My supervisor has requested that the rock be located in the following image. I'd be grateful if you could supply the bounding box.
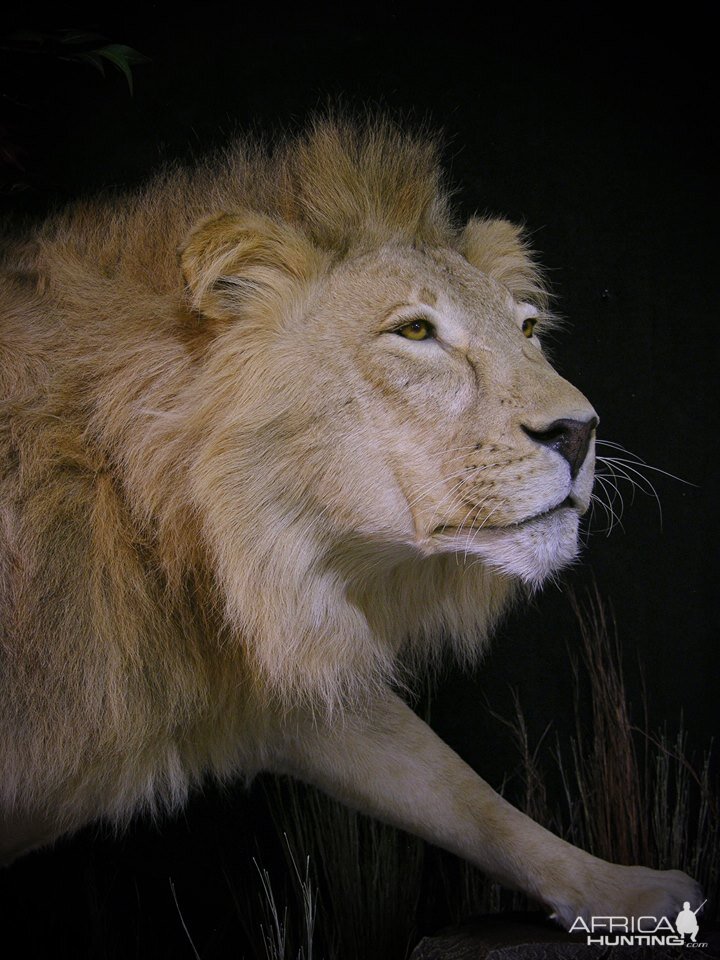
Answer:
[409,912,720,960]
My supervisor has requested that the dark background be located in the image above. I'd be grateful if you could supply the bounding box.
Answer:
[1,3,717,957]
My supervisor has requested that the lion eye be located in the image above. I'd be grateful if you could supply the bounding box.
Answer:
[396,318,435,341]
[522,317,537,339]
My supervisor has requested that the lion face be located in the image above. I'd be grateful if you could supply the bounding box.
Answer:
[181,213,596,592]
[310,245,596,584]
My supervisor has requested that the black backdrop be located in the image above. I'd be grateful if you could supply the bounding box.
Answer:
[1,3,717,957]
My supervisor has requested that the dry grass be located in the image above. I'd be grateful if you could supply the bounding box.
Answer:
[261,777,424,960]
[558,587,718,908]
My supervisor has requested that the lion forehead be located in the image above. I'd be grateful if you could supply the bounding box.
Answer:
[321,244,512,336]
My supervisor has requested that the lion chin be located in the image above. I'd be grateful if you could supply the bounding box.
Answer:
[433,508,582,587]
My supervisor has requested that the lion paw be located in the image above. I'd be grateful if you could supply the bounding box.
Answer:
[549,863,703,931]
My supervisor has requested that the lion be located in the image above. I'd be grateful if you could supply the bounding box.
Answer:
[0,117,699,927]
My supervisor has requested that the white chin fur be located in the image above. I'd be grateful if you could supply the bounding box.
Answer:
[437,510,580,587]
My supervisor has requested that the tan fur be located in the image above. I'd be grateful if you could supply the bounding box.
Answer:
[0,118,699,922]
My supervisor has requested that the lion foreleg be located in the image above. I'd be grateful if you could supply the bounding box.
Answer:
[273,692,700,927]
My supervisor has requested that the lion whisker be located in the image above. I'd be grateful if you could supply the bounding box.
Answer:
[598,455,695,488]
[595,439,649,462]
[596,457,664,528]
[404,468,476,513]
[433,492,494,567]
[461,498,503,565]
[588,493,610,533]
[597,460,643,508]
[405,462,498,517]
[594,463,628,515]
[589,478,623,535]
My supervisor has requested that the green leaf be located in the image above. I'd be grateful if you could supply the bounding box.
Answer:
[94,44,150,95]
[74,51,106,77]
[58,30,107,46]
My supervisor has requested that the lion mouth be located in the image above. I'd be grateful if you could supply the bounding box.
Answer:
[506,494,577,528]
[433,495,578,537]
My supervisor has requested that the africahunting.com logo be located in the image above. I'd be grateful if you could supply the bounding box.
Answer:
[570,900,708,948]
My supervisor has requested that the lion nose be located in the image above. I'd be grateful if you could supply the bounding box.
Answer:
[522,416,598,480]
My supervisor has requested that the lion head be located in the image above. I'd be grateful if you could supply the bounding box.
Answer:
[167,119,598,708]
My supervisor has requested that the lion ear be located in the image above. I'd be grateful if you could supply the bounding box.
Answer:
[460,217,547,307]
[180,212,322,321]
